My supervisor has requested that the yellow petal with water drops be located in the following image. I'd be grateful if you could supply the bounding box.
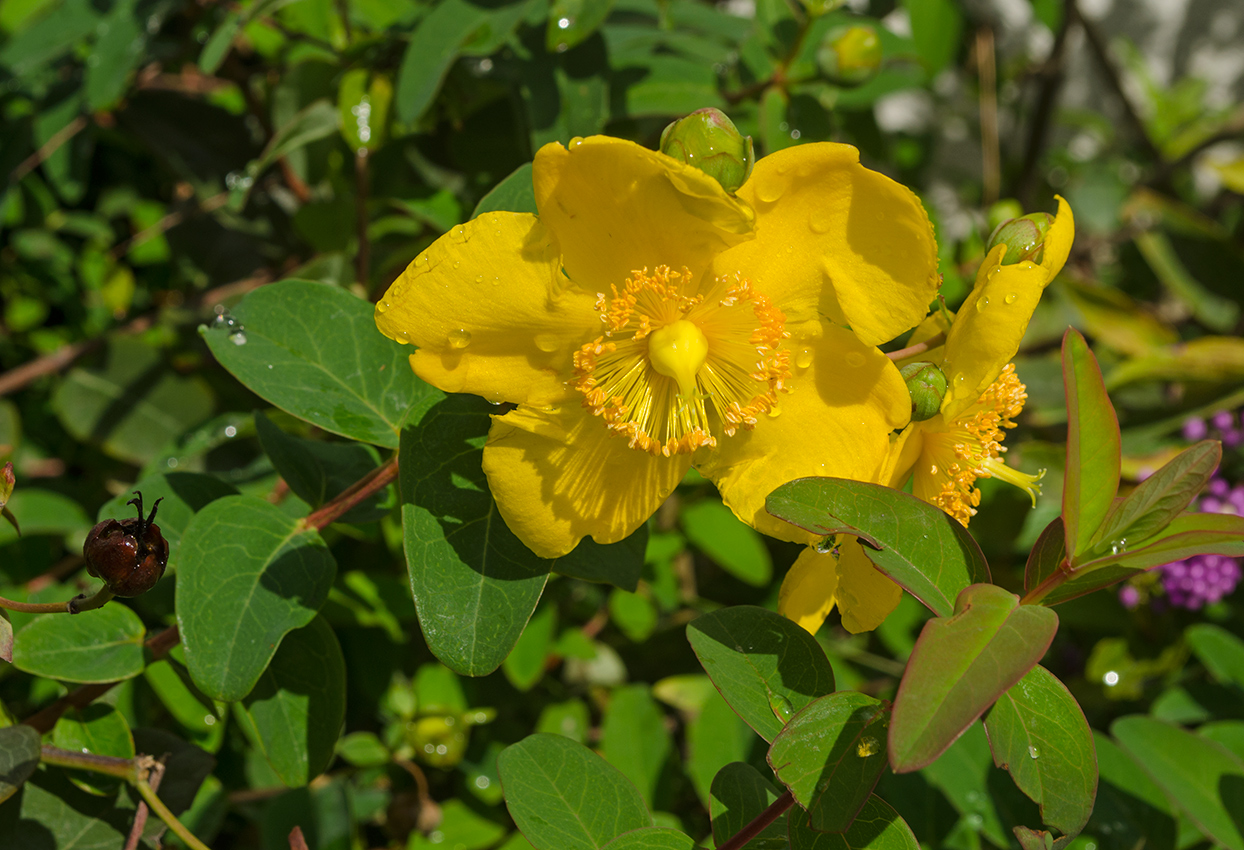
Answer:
[533,136,755,295]
[835,538,902,634]
[697,324,911,543]
[779,547,840,635]
[375,213,600,406]
[715,142,939,344]
[1040,195,1075,280]
[482,402,692,559]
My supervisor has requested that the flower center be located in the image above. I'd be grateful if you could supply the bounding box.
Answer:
[915,364,1044,526]
[574,265,789,457]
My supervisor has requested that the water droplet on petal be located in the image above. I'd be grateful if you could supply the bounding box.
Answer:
[376,299,391,313]
[450,225,468,243]
[795,348,814,370]
[415,254,429,267]
[808,208,832,234]
[845,351,865,367]
[396,330,412,345]
[1004,292,1018,304]
[452,260,460,269]
[534,333,559,353]
[447,329,472,349]
[766,406,782,418]
[754,172,787,204]
[953,372,967,387]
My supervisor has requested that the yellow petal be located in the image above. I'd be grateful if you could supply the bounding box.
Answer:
[879,422,924,491]
[939,198,1073,420]
[835,538,902,633]
[482,402,691,559]
[714,142,940,345]
[697,324,911,542]
[533,137,755,294]
[375,213,600,406]
[778,547,840,635]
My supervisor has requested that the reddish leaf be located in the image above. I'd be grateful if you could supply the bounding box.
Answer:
[1061,328,1121,564]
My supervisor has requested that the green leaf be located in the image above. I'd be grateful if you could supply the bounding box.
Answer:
[1090,732,1176,850]
[984,665,1097,838]
[608,589,656,643]
[536,699,590,744]
[98,472,238,569]
[251,99,340,182]
[1201,722,1244,763]
[338,69,392,152]
[0,612,11,664]
[400,394,550,676]
[889,584,1059,772]
[0,487,90,548]
[1132,231,1240,333]
[503,603,557,692]
[0,767,144,847]
[473,163,537,218]
[497,734,653,850]
[709,762,787,850]
[1111,716,1244,850]
[547,0,614,52]
[682,499,772,586]
[410,798,508,849]
[688,689,759,808]
[1023,517,1066,597]
[902,0,962,75]
[601,685,673,807]
[202,279,427,447]
[919,722,1011,848]
[177,495,337,701]
[600,827,694,849]
[1061,328,1121,563]
[395,0,491,124]
[198,11,241,74]
[143,654,223,749]
[787,794,921,850]
[52,337,215,465]
[254,412,387,522]
[1089,440,1220,557]
[12,603,146,683]
[336,732,390,768]
[52,704,135,796]
[766,478,990,617]
[768,691,889,832]
[234,616,346,787]
[687,605,836,743]
[84,0,144,111]
[553,527,647,591]
[0,725,41,805]
[1187,624,1244,689]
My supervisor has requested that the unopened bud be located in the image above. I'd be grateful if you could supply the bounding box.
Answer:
[900,361,948,421]
[408,715,468,769]
[83,492,169,597]
[660,108,754,193]
[818,25,883,84]
[987,213,1054,265]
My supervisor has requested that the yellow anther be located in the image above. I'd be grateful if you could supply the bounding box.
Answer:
[648,320,709,398]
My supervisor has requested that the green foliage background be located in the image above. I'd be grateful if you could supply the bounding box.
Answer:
[2,0,1244,848]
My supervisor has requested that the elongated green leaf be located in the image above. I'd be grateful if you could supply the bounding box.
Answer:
[1023,517,1066,597]
[12,603,146,683]
[177,495,336,701]
[601,685,672,807]
[553,527,646,591]
[254,100,339,179]
[1090,440,1220,556]
[0,487,91,549]
[235,616,346,787]
[787,794,920,850]
[984,665,1096,838]
[497,734,653,850]
[473,163,536,218]
[683,499,772,586]
[687,606,836,742]
[768,692,889,832]
[1112,716,1244,850]
[601,828,694,850]
[400,394,550,675]
[202,280,428,448]
[1187,624,1244,689]
[710,763,788,850]
[766,478,989,617]
[396,0,491,124]
[1091,732,1176,850]
[689,690,759,809]
[889,584,1058,772]
[98,472,238,570]
[1061,328,1121,563]
[547,0,614,52]
[0,725,41,805]
[919,722,1010,848]
[902,0,962,74]
[85,0,144,111]
[53,704,135,796]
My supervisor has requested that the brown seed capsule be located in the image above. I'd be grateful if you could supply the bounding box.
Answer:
[83,492,169,597]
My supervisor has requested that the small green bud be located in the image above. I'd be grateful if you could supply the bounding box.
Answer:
[408,715,468,769]
[818,25,883,84]
[987,212,1054,265]
[900,361,948,421]
[660,108,755,193]
[987,199,1024,233]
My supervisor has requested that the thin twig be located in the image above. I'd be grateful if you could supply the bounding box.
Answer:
[301,454,398,531]
[136,776,213,850]
[289,825,310,850]
[109,192,229,261]
[976,27,1000,206]
[124,759,165,850]
[718,790,795,850]
[0,586,113,615]
[10,116,89,184]
[886,332,946,362]
[357,151,372,295]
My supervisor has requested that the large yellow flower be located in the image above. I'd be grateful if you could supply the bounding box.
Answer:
[375,136,940,558]
[778,199,1075,635]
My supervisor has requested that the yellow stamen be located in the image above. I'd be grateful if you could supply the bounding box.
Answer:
[573,266,789,456]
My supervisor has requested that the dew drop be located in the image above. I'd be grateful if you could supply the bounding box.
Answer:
[766,406,782,418]
[475,274,483,283]
[452,260,460,269]
[1004,292,1018,304]
[754,173,787,204]
[415,254,429,267]
[447,328,472,349]
[794,348,814,370]
[770,694,794,722]
[535,333,559,353]
[953,373,967,387]
[845,351,865,368]
[569,136,584,148]
[396,330,412,345]
[929,464,938,475]
[808,209,832,234]
[1028,745,1040,759]
[449,225,468,243]
[376,299,391,313]
[814,536,834,554]
[229,332,247,345]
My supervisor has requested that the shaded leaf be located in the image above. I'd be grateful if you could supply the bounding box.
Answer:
[688,689,759,809]
[396,0,492,124]
[1061,328,1121,563]
[889,584,1058,772]
[787,794,920,850]
[687,605,835,742]
[52,704,135,796]
[683,499,771,586]
[0,725,41,805]
[553,526,646,591]
[12,603,146,684]
[600,685,672,808]
[600,827,694,849]
[710,762,787,850]
[766,477,989,617]
[1187,624,1244,689]
[1023,517,1066,598]
[1091,732,1176,850]
[97,472,238,570]
[473,163,537,218]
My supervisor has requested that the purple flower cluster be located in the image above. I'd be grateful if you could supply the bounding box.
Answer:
[1156,475,1244,609]
[1182,409,1244,448]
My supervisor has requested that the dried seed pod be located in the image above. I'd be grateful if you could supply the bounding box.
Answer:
[83,492,169,597]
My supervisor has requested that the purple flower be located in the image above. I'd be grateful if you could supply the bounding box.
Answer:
[1183,417,1209,440]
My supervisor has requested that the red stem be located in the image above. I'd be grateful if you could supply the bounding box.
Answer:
[718,791,795,850]
[301,455,398,531]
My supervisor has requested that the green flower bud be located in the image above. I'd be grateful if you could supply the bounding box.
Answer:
[818,25,883,84]
[900,361,948,421]
[659,108,755,193]
[408,715,468,769]
[987,212,1055,265]
[987,199,1024,233]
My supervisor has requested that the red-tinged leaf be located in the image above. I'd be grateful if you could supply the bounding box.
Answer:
[1014,826,1077,850]
[0,612,12,664]
[1023,518,1066,596]
[1061,328,1121,564]
[767,692,889,832]
[0,462,14,505]
[1088,440,1221,557]
[984,666,1097,839]
[766,478,989,618]
[888,584,1058,773]
[1040,511,1244,606]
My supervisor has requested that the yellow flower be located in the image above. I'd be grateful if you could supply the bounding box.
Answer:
[776,198,1075,635]
[375,135,940,558]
